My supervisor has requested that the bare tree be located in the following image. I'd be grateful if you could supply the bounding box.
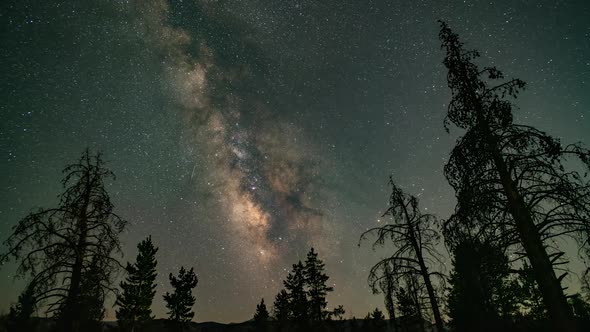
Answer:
[439,21,590,331]
[0,149,127,332]
[360,177,444,332]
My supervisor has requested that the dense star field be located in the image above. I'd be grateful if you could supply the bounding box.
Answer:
[1,0,589,323]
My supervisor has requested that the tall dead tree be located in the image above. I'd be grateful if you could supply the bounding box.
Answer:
[360,177,444,332]
[1,149,127,332]
[439,21,590,331]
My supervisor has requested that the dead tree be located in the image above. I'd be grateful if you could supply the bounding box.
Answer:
[1,149,127,332]
[439,21,590,331]
[360,177,445,332]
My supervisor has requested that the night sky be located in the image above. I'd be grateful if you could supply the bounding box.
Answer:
[1,0,589,323]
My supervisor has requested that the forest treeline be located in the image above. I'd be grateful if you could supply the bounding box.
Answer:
[2,22,590,332]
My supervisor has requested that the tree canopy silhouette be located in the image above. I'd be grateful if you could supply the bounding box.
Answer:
[447,237,519,332]
[254,298,270,323]
[283,261,308,321]
[163,266,198,323]
[439,21,590,331]
[272,289,290,322]
[272,248,335,323]
[360,177,444,331]
[0,149,127,332]
[304,247,334,321]
[116,236,159,332]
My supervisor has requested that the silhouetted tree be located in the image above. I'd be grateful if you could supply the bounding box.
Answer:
[329,305,345,321]
[78,256,107,326]
[360,178,444,331]
[364,308,386,332]
[273,289,290,322]
[6,282,37,332]
[254,298,270,323]
[439,21,590,331]
[304,248,333,321]
[370,261,398,322]
[116,236,159,332]
[517,262,546,320]
[569,294,590,321]
[447,237,518,331]
[397,287,417,318]
[371,307,385,321]
[0,149,127,332]
[163,266,198,323]
[284,261,308,320]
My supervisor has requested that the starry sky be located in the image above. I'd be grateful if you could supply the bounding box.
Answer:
[1,0,589,323]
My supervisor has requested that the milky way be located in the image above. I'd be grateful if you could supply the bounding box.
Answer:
[1,0,589,323]
[132,0,334,273]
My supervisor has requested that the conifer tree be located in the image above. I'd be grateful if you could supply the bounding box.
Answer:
[254,298,270,323]
[6,283,37,332]
[304,248,333,321]
[284,261,308,320]
[273,289,290,322]
[78,256,107,325]
[371,307,385,321]
[397,287,418,319]
[330,305,345,320]
[163,266,198,323]
[116,236,159,331]
[447,238,517,331]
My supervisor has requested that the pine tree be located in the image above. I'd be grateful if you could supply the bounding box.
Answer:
[273,289,290,322]
[7,283,37,332]
[438,21,590,331]
[163,266,198,323]
[371,308,385,320]
[78,256,107,325]
[116,236,159,331]
[284,261,308,320]
[447,238,517,331]
[397,287,418,318]
[304,248,333,321]
[330,305,345,320]
[254,298,270,323]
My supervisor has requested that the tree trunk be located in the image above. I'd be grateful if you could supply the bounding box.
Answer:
[61,176,92,332]
[403,207,444,332]
[416,250,444,332]
[409,275,426,332]
[486,127,577,332]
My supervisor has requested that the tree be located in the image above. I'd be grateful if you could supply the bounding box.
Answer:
[360,178,444,331]
[304,247,334,321]
[0,149,128,332]
[365,308,386,332]
[447,237,518,331]
[272,289,290,322]
[163,266,198,323]
[397,286,420,319]
[371,307,385,321]
[438,21,590,331]
[569,294,590,321]
[254,298,270,325]
[116,236,159,332]
[369,261,398,322]
[284,261,308,320]
[330,305,345,321]
[517,262,547,320]
[6,282,37,332]
[78,256,107,325]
